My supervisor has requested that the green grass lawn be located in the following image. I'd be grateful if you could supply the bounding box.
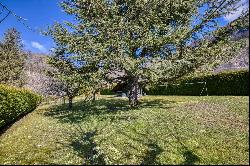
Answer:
[0,95,249,165]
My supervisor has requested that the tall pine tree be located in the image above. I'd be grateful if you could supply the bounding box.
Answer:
[0,28,27,87]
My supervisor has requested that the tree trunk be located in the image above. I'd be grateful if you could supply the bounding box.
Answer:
[63,96,66,104]
[128,77,139,107]
[92,91,96,101]
[68,96,73,110]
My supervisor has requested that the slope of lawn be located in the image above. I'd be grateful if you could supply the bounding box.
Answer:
[0,95,249,165]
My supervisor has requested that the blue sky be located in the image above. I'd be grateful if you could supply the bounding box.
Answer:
[0,0,248,54]
[0,0,74,54]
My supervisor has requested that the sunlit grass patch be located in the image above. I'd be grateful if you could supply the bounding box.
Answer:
[0,96,249,165]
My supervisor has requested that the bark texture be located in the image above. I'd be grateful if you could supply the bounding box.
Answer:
[128,77,139,107]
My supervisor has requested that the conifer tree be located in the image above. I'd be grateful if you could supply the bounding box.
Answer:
[0,28,27,87]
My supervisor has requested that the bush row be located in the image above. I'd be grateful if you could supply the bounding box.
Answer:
[100,88,115,95]
[145,70,249,96]
[0,84,41,128]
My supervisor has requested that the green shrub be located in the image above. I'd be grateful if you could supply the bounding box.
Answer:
[146,70,249,96]
[0,84,41,128]
[100,89,115,95]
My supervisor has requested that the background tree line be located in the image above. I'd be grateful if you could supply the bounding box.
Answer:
[0,0,248,109]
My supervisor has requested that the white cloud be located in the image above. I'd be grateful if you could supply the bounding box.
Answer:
[223,0,249,22]
[31,41,47,52]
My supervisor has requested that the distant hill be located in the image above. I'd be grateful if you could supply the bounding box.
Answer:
[213,28,249,73]
[24,53,49,95]
[212,12,249,73]
[24,53,61,96]
[213,41,249,73]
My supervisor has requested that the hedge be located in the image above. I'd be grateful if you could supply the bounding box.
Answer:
[146,70,249,96]
[0,84,41,128]
[100,88,115,95]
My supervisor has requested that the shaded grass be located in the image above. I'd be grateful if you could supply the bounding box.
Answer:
[0,95,249,165]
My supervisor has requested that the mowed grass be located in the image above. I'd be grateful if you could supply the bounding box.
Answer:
[0,95,249,165]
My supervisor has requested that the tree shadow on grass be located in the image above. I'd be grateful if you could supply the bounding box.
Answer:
[49,97,200,165]
[166,119,201,165]
[56,124,107,165]
[117,127,164,165]
[43,98,176,124]
[42,98,176,165]
[71,130,106,165]
[182,150,200,165]
[118,121,200,165]
[141,142,164,165]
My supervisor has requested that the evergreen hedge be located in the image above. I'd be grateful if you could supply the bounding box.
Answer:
[146,70,249,96]
[0,84,41,128]
[100,89,115,95]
